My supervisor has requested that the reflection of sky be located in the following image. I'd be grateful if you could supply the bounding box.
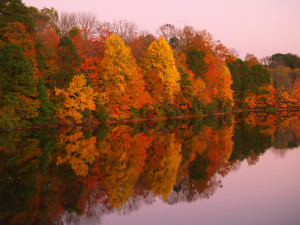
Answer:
[22,0,300,59]
[102,148,300,225]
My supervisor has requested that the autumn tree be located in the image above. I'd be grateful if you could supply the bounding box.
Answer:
[97,34,151,120]
[141,36,180,106]
[295,81,300,107]
[245,53,259,68]
[214,41,236,63]
[129,33,156,63]
[55,74,96,123]
[212,65,233,105]
[35,26,60,82]
[0,22,38,75]
[70,28,105,86]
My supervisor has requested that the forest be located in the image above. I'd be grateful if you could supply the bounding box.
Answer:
[1,0,300,129]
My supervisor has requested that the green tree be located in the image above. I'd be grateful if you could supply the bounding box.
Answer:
[186,49,208,78]
[0,44,39,127]
[53,36,80,88]
[0,0,36,33]
[33,76,56,125]
[251,64,271,88]
[270,53,299,69]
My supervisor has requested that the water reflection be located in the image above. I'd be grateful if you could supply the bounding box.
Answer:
[0,112,300,224]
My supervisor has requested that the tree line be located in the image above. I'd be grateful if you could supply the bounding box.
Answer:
[0,0,300,129]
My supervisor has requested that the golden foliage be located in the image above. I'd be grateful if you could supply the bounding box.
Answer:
[98,34,151,119]
[142,36,180,105]
[55,74,96,123]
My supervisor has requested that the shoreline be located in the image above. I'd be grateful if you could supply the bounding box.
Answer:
[1,107,299,132]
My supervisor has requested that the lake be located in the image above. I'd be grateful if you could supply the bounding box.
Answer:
[1,112,300,225]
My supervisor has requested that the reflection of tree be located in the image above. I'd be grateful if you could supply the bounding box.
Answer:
[188,122,234,199]
[96,125,152,208]
[143,132,182,200]
[170,117,235,204]
[230,113,272,162]
[273,113,298,149]
[2,113,300,224]
[0,131,42,224]
[189,154,209,181]
[56,127,98,176]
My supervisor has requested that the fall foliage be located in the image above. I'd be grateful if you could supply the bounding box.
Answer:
[0,0,300,130]
[1,1,300,225]
[55,74,96,123]
[141,36,180,106]
[97,34,151,120]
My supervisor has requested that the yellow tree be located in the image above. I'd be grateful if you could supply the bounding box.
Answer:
[141,36,180,105]
[55,74,96,123]
[97,34,151,120]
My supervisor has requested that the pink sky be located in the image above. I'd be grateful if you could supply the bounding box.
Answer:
[22,0,300,59]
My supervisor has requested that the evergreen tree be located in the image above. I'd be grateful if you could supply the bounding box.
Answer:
[186,49,207,78]
[0,44,39,126]
[34,76,56,125]
[53,36,80,88]
[0,0,35,33]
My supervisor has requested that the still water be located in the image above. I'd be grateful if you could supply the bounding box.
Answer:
[0,112,300,225]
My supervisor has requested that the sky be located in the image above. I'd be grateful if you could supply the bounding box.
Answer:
[22,0,300,59]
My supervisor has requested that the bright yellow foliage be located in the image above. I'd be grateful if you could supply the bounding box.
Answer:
[215,66,234,105]
[98,34,151,120]
[142,36,180,105]
[55,74,96,123]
